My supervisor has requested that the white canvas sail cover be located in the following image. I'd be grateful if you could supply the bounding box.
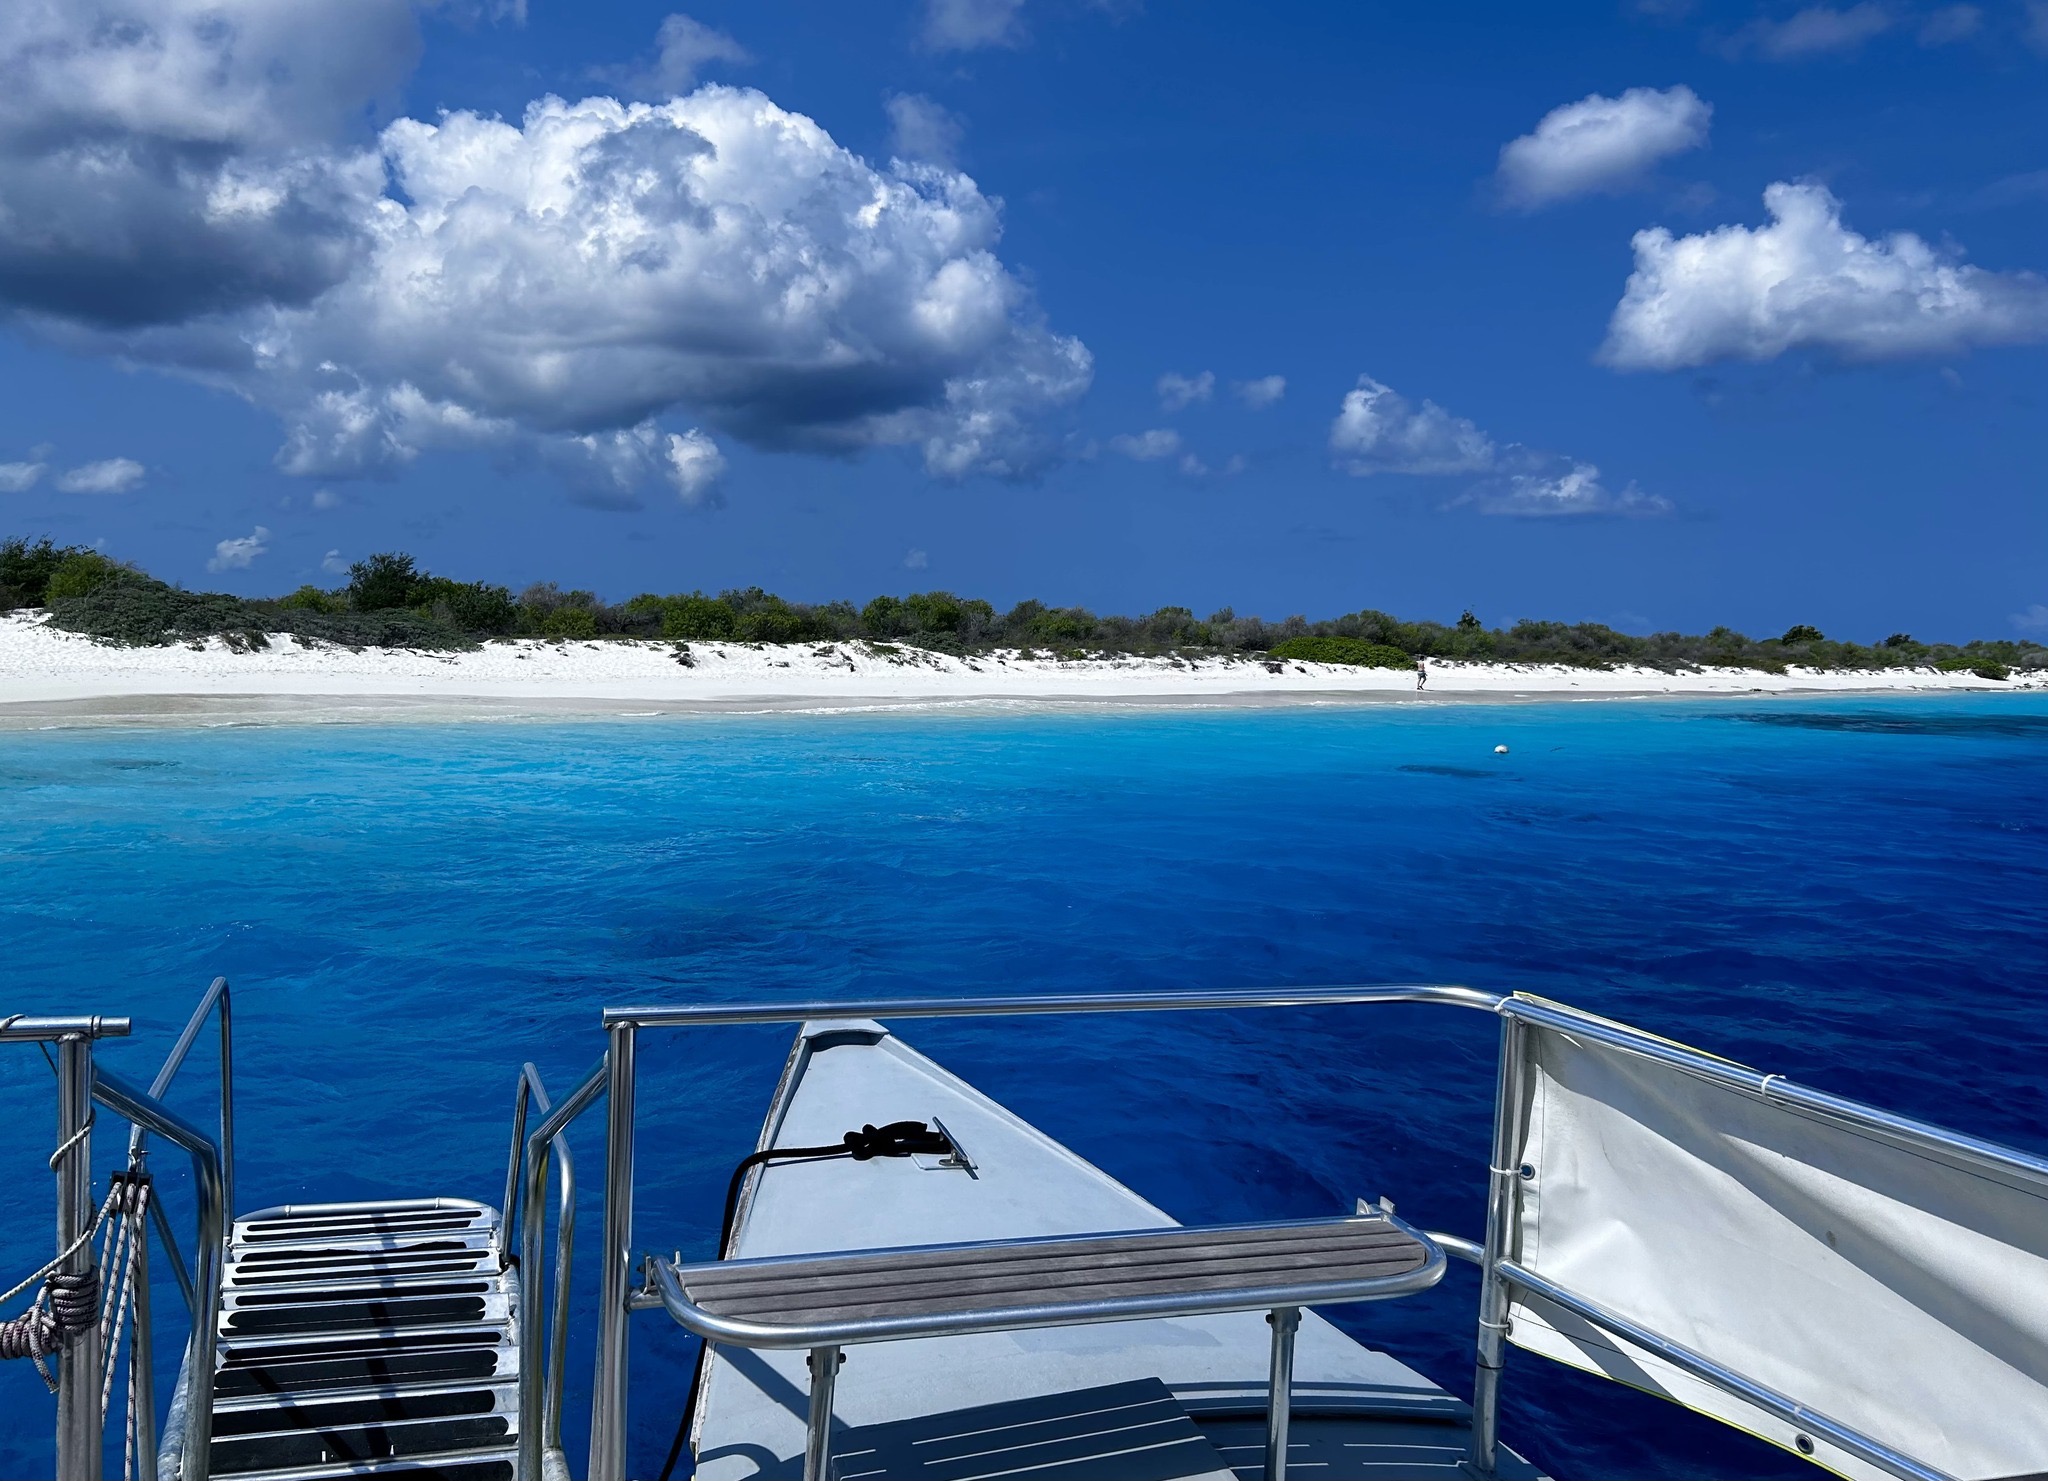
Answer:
[1504,1002,2048,1481]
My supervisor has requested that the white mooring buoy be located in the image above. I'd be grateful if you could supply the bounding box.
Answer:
[1494,744,1510,755]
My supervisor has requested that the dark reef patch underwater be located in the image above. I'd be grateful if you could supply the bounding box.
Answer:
[3,694,2046,1478]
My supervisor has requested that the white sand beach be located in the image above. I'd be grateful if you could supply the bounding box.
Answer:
[0,610,2039,724]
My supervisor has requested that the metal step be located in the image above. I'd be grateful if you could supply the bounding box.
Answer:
[211,1199,521,1481]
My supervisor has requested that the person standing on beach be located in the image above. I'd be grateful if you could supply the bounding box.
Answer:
[1416,658,1427,691]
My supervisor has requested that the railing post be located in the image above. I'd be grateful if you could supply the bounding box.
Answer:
[215,980,234,1229]
[1264,1306,1300,1481]
[504,1074,532,1265]
[804,1346,842,1481]
[55,1032,103,1481]
[517,1112,549,1481]
[591,1021,638,1481]
[1468,1013,1529,1478]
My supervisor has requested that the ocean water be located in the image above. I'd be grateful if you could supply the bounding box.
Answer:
[3,695,2046,1479]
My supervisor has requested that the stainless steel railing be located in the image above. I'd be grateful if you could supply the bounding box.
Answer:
[5,981,234,1481]
[126,975,236,1481]
[504,1058,608,1481]
[576,983,2032,1481]
[94,1069,225,1481]
[583,983,1501,1481]
[3,1014,132,1481]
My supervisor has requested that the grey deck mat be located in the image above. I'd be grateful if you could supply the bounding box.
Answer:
[678,1218,1429,1327]
[830,1378,1237,1481]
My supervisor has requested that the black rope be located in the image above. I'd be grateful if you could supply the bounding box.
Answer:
[656,1120,955,1481]
[717,1122,954,1260]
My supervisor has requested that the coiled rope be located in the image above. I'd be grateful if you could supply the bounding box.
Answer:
[0,1104,111,1386]
[0,1212,110,1389]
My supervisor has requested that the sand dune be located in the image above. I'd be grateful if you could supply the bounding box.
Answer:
[1,611,2038,724]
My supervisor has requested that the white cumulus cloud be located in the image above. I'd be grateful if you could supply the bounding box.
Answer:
[2012,603,2048,634]
[1497,86,1711,208]
[921,0,1027,51]
[208,526,270,571]
[57,458,146,494]
[321,549,348,575]
[903,547,929,570]
[1601,182,2048,369]
[628,14,750,96]
[886,93,964,168]
[1330,377,1495,476]
[1156,371,1214,411]
[663,428,726,503]
[1109,429,1182,460]
[0,461,45,492]
[1233,375,1286,408]
[1460,459,1671,517]
[1733,4,1897,57]
[0,8,1090,500]
[1329,375,1663,517]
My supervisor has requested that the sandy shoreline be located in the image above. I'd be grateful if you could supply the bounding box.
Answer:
[1,611,2039,727]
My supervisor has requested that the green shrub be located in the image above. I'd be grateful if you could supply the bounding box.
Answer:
[1027,605,1096,645]
[541,605,599,639]
[440,582,517,635]
[278,585,345,614]
[348,552,421,611]
[659,595,739,641]
[861,595,905,635]
[2,537,92,608]
[1940,658,2010,681]
[737,605,813,643]
[1781,624,1824,644]
[45,551,122,601]
[1268,635,1412,668]
[47,568,472,649]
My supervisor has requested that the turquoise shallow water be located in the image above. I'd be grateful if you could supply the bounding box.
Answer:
[4,695,2047,1478]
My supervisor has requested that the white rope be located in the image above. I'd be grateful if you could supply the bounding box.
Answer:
[100,1181,144,1421]
[48,1109,95,1170]
[0,1190,111,1310]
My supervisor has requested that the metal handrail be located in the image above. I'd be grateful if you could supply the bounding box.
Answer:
[587,982,2030,1481]
[586,982,1498,1481]
[93,1066,225,1481]
[129,977,235,1223]
[0,1014,131,1041]
[1497,1260,1950,1481]
[512,1057,608,1481]
[601,983,1505,1028]
[1498,995,2048,1186]
[111,976,235,1481]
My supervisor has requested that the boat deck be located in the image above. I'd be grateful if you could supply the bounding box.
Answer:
[686,1019,1542,1480]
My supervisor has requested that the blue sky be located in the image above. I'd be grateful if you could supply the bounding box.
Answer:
[1,0,2044,640]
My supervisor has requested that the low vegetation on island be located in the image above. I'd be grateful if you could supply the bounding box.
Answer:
[3,536,2040,679]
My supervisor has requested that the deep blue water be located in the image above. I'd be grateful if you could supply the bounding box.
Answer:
[4,695,2047,1479]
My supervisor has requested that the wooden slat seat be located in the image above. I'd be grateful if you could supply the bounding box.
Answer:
[673,1216,1436,1339]
[655,1212,1441,1351]
[653,1211,1444,1481]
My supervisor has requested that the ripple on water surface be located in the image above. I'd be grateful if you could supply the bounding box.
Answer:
[2,695,2045,1478]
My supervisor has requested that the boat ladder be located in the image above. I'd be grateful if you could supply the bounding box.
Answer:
[205,1198,521,1481]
